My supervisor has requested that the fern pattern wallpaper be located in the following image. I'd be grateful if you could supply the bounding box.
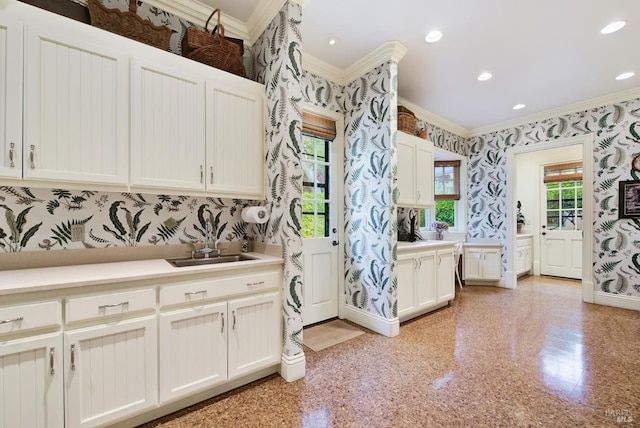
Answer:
[301,70,346,114]
[0,187,251,252]
[253,2,304,358]
[342,63,398,319]
[468,97,640,298]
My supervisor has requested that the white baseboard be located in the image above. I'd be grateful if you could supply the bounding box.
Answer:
[279,352,306,382]
[343,305,399,337]
[593,291,640,311]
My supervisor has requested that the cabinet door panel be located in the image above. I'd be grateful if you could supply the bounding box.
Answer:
[415,143,434,207]
[396,256,417,318]
[159,303,227,403]
[23,25,128,185]
[436,249,455,302]
[396,138,416,206]
[131,57,205,191]
[207,82,264,198]
[463,248,483,280]
[482,249,503,280]
[416,251,437,308]
[228,292,280,379]
[0,333,63,428]
[64,316,157,428]
[0,17,22,180]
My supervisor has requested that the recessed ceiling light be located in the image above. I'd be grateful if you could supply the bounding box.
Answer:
[328,37,338,46]
[477,72,493,81]
[600,21,626,34]
[616,71,635,80]
[425,30,443,43]
[513,104,526,110]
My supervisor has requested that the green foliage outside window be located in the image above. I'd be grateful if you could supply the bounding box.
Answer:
[435,200,455,228]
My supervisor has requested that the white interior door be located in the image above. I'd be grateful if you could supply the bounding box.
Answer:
[302,133,339,326]
[541,178,583,279]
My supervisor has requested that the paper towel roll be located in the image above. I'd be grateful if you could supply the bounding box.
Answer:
[242,206,270,224]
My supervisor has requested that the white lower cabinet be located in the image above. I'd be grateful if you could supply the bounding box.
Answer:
[1,262,283,427]
[0,333,63,428]
[463,246,502,282]
[436,248,455,302]
[159,302,227,403]
[64,316,158,428]
[516,236,533,276]
[397,244,455,322]
[228,292,280,379]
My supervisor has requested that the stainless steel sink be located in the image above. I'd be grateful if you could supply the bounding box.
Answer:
[166,254,258,268]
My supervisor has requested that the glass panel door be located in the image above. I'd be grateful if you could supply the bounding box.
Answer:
[302,135,331,238]
[545,180,582,231]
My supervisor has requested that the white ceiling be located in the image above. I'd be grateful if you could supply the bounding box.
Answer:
[194,0,640,133]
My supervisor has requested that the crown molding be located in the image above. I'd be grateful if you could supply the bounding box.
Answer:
[343,40,407,84]
[144,0,251,41]
[397,97,471,138]
[303,52,348,85]
[246,0,288,45]
[303,40,408,87]
[469,86,640,137]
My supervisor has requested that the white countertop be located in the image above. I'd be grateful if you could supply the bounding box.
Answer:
[0,252,283,296]
[398,240,456,251]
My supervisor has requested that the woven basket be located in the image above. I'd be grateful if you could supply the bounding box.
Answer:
[87,0,171,51]
[182,9,244,56]
[398,106,417,135]
[183,9,246,77]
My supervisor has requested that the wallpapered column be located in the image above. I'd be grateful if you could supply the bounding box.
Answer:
[467,98,640,298]
[343,62,399,320]
[253,2,305,360]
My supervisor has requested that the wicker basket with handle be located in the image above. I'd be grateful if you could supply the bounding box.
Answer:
[87,0,171,51]
[183,9,246,77]
[398,105,417,135]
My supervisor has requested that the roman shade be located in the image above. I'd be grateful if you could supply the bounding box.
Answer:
[544,161,583,183]
[302,111,337,141]
[434,160,460,200]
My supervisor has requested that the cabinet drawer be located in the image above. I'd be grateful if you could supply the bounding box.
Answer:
[65,288,156,324]
[0,300,61,336]
[160,270,280,308]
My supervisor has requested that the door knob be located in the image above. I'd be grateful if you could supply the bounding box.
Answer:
[332,240,339,246]
[541,232,547,236]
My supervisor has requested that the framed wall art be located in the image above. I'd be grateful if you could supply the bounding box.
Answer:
[619,180,640,219]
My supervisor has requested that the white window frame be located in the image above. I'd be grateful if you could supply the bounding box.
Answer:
[419,148,467,234]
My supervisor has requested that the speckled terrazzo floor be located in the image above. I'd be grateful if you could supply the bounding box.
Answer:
[140,276,640,427]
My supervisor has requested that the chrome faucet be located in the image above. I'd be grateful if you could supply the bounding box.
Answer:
[200,220,215,258]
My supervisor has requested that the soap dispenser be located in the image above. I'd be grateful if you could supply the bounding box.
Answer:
[242,235,249,253]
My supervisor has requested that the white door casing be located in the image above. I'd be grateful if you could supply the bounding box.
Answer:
[505,135,593,301]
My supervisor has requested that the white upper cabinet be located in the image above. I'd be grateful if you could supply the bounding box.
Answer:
[0,16,22,180]
[130,55,206,192]
[23,23,129,186]
[396,132,434,208]
[416,142,434,206]
[397,134,417,207]
[206,78,265,199]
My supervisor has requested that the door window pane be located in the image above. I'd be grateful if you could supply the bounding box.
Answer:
[545,180,582,231]
[302,135,331,238]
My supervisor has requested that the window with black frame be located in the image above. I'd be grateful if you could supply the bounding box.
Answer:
[301,112,336,239]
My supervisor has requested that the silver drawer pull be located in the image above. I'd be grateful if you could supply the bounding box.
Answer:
[9,142,15,168]
[70,344,76,370]
[247,281,265,287]
[49,347,55,375]
[221,313,225,333]
[29,145,35,169]
[185,290,207,297]
[0,316,23,325]
[98,301,129,310]
[232,310,236,330]
[210,166,214,184]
